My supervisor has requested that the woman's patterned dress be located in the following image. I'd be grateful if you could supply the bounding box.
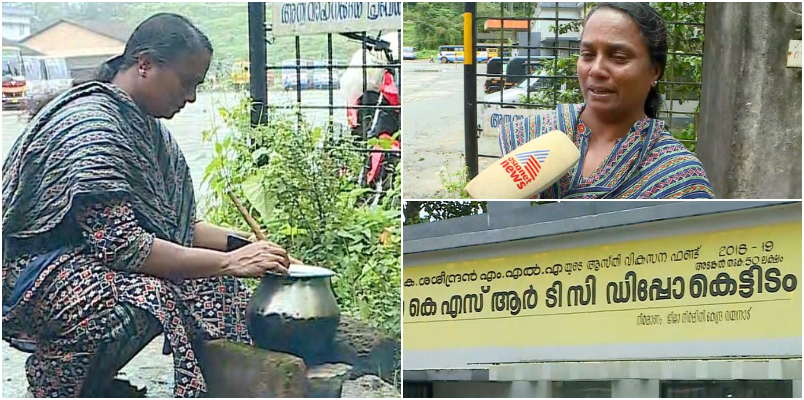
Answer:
[498,103,715,199]
[2,82,253,397]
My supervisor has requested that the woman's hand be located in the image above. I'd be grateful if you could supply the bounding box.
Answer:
[247,234,304,265]
[222,241,290,278]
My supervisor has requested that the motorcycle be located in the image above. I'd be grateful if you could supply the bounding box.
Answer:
[339,32,401,207]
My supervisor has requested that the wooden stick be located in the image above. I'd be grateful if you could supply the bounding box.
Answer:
[227,190,267,241]
[227,190,300,267]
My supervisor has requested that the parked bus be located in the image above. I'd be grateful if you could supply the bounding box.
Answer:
[2,46,27,109]
[439,45,504,63]
[313,59,343,90]
[402,47,417,60]
[477,44,504,62]
[23,56,72,101]
[437,45,464,63]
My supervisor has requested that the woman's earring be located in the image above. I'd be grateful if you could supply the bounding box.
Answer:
[653,80,658,86]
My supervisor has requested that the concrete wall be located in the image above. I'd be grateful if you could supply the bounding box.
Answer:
[697,3,802,199]
[421,373,800,398]
[432,382,511,398]
[403,201,787,256]
[403,202,801,374]
[611,379,659,398]
[515,32,541,57]
[533,8,582,39]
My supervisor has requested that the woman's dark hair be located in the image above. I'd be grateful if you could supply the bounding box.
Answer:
[583,3,668,119]
[28,13,212,117]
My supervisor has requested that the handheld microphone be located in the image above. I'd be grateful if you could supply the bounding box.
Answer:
[466,130,581,199]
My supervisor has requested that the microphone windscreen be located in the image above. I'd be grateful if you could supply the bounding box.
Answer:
[466,130,581,199]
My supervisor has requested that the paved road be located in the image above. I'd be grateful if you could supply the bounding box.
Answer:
[2,338,175,398]
[402,59,501,199]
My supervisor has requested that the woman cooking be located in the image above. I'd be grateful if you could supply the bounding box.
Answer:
[2,14,296,397]
[499,3,715,199]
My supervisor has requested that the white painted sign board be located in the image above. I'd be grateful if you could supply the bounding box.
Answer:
[787,40,801,68]
[272,2,401,37]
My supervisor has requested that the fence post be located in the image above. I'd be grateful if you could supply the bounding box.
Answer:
[464,2,479,179]
[248,2,267,127]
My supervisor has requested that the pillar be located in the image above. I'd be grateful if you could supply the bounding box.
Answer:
[510,381,553,398]
[612,379,660,398]
[697,3,802,198]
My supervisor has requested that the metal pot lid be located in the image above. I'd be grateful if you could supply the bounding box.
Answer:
[287,264,334,278]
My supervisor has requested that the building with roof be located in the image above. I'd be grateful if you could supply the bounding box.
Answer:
[529,2,585,57]
[2,5,33,41]
[19,19,132,80]
[479,3,586,60]
[403,201,801,398]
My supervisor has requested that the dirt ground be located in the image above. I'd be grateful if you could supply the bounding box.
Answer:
[2,338,399,398]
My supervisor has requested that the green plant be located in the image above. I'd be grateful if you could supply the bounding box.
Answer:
[415,49,439,60]
[403,201,488,226]
[404,2,463,50]
[437,156,470,199]
[201,100,401,335]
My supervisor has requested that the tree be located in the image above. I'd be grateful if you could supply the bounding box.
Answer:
[403,201,487,225]
[403,2,539,50]
[405,3,463,50]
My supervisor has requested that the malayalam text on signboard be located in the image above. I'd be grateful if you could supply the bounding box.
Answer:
[403,221,802,356]
[272,2,401,37]
[481,107,543,136]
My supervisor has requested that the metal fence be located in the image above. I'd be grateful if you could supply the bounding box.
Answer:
[247,3,401,133]
[246,3,402,203]
[464,2,705,179]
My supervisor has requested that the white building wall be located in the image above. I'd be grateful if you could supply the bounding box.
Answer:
[2,15,31,40]
[532,8,583,39]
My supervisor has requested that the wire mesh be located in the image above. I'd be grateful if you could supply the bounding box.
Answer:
[466,2,706,173]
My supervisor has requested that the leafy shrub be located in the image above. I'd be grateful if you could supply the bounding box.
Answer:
[201,100,401,335]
